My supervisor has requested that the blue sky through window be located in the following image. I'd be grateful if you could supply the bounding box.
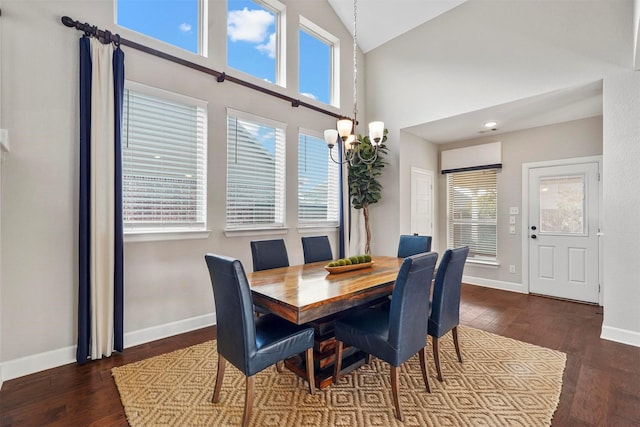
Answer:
[118,0,331,104]
[117,0,199,53]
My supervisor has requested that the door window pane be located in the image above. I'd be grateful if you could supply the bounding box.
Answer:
[539,175,585,234]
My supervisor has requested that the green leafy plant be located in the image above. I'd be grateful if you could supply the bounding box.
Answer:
[348,129,389,254]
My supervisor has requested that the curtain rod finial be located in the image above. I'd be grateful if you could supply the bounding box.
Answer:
[61,16,76,28]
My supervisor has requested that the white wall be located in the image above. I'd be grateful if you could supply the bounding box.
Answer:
[435,117,603,289]
[398,130,439,246]
[0,0,354,381]
[601,72,640,346]
[364,0,640,345]
[364,0,631,257]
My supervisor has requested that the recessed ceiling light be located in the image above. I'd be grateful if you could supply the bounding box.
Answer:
[483,121,498,128]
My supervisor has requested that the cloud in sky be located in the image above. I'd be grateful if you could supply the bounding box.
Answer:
[256,33,276,58]
[179,23,192,33]
[301,92,317,100]
[228,7,274,43]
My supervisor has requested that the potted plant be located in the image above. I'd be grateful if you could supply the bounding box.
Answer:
[348,129,389,254]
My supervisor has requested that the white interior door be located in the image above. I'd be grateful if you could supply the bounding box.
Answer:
[411,167,434,236]
[528,162,599,303]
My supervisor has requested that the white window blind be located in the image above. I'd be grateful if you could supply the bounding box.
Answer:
[226,109,286,228]
[122,83,207,232]
[298,131,339,225]
[447,169,497,260]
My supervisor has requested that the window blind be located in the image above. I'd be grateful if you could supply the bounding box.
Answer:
[298,132,339,224]
[447,169,497,260]
[226,109,286,228]
[122,86,207,231]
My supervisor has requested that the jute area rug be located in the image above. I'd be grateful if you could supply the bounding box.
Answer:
[112,326,566,426]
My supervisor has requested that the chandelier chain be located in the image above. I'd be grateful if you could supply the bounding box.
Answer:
[352,0,358,126]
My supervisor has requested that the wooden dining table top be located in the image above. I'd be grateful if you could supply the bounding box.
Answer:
[247,255,404,325]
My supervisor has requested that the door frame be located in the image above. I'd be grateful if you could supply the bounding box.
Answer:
[521,155,603,305]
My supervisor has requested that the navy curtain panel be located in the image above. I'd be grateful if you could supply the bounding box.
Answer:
[77,35,125,364]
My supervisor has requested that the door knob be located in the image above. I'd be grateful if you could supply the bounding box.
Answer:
[531,226,537,231]
[531,234,537,239]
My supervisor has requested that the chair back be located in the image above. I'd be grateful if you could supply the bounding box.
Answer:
[388,252,438,359]
[429,246,469,338]
[204,254,257,374]
[250,239,289,271]
[301,235,333,264]
[397,234,432,258]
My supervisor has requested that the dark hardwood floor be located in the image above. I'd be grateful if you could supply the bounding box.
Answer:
[1,284,639,426]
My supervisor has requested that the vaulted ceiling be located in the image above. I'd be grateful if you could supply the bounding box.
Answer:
[327,0,607,144]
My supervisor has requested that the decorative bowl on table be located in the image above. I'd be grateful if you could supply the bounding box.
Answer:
[325,255,374,274]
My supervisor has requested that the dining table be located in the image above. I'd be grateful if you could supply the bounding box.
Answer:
[247,255,404,388]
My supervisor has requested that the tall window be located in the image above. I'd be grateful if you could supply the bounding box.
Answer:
[298,131,339,225]
[226,109,286,228]
[227,0,285,85]
[447,169,498,261]
[116,0,206,55]
[122,83,207,232]
[299,17,337,105]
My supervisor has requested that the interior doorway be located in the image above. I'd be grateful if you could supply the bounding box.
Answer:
[410,167,434,238]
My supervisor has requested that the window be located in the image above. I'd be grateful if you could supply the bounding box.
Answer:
[116,0,206,55]
[227,0,285,85]
[299,17,337,105]
[226,109,286,228]
[298,131,340,225]
[447,169,497,261]
[122,83,207,232]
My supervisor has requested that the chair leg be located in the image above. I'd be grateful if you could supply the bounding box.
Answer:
[418,347,431,393]
[212,353,226,403]
[305,347,316,394]
[276,360,284,373]
[366,354,373,364]
[432,336,444,382]
[241,375,255,427]
[390,365,404,422]
[333,340,344,384]
[452,326,463,363]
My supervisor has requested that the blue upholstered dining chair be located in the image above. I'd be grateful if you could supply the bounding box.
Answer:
[333,252,438,422]
[250,239,290,272]
[301,235,333,264]
[428,246,469,382]
[397,234,432,258]
[204,254,315,427]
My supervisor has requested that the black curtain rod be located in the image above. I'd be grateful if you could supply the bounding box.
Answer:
[61,15,345,121]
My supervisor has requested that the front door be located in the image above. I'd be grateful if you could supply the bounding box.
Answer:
[528,161,599,303]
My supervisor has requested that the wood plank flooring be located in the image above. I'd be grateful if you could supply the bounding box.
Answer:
[1,284,639,426]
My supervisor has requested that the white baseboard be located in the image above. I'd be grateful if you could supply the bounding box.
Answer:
[600,325,640,348]
[0,313,216,385]
[463,275,527,294]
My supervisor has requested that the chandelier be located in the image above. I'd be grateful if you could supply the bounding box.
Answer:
[324,0,384,165]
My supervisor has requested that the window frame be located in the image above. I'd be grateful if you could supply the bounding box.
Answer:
[226,0,286,87]
[297,128,340,227]
[225,108,287,231]
[122,81,208,238]
[298,15,340,107]
[446,168,498,263]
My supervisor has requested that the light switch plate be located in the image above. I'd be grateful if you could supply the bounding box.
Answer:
[509,207,519,215]
[509,216,516,224]
[509,225,516,234]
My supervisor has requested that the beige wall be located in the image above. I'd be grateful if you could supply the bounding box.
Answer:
[0,0,351,379]
[434,117,603,287]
